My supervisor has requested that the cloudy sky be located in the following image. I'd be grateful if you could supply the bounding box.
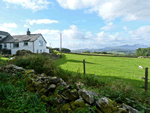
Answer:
[0,0,150,50]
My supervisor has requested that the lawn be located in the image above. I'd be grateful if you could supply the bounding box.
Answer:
[55,53,150,91]
[0,56,9,66]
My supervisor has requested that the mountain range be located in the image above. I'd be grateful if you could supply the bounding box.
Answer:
[71,44,149,53]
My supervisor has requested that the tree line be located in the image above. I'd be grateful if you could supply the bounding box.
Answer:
[136,47,150,56]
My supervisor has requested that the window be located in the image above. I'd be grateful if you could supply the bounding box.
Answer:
[24,41,28,46]
[37,49,39,53]
[43,50,45,52]
[40,50,42,53]
[0,36,2,40]
[13,43,19,48]
[4,43,7,48]
[39,40,43,46]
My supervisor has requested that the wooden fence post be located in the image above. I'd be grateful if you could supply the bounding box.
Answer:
[145,67,148,92]
[83,59,85,76]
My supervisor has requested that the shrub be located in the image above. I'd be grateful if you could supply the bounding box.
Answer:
[9,54,59,76]
[101,51,107,54]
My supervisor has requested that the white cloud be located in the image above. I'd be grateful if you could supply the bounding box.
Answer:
[0,23,17,35]
[0,23,17,34]
[73,20,87,24]
[56,0,150,21]
[101,22,116,31]
[26,19,59,25]
[32,25,136,49]
[127,25,150,40]
[3,23,17,28]
[123,26,128,32]
[3,0,54,12]
[0,26,11,32]
[24,24,30,28]
[62,25,87,40]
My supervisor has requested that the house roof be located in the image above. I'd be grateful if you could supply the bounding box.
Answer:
[0,31,14,43]
[0,30,47,43]
[12,34,41,42]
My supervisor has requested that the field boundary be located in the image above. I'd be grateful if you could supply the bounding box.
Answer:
[65,52,138,58]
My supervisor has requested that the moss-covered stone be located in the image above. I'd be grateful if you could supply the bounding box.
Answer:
[61,89,78,101]
[96,97,118,113]
[70,99,86,110]
[26,84,35,92]
[25,77,32,85]
[48,93,62,105]
[25,69,34,75]
[38,88,46,94]
[96,108,103,113]
[41,95,47,101]
[117,108,128,113]
[61,103,72,112]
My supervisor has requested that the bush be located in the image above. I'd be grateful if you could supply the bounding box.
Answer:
[9,54,58,75]
[16,49,33,56]
[101,51,107,54]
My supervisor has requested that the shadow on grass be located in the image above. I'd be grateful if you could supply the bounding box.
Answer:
[66,53,137,58]
[55,54,96,66]
[67,59,95,64]
[55,54,150,92]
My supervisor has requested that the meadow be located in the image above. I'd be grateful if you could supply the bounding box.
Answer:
[55,53,150,91]
[0,53,150,112]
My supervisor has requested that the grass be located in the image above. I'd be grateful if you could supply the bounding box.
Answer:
[0,54,9,66]
[55,53,150,91]
[1,53,150,112]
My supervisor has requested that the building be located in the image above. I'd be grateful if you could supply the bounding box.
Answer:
[0,29,49,55]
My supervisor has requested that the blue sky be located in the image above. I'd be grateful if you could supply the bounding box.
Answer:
[0,0,150,50]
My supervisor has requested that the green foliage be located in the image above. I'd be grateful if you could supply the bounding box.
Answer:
[52,48,71,53]
[61,48,71,53]
[101,51,107,54]
[9,54,58,75]
[55,53,150,112]
[0,73,8,82]
[136,47,150,56]
[0,72,47,113]
[83,51,90,53]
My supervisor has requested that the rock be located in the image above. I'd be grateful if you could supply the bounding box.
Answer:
[10,57,15,60]
[75,82,84,90]
[70,98,86,110]
[48,93,63,105]
[48,77,60,84]
[138,56,144,58]
[60,81,67,86]
[117,108,128,113]
[47,84,56,91]
[61,103,72,112]
[96,97,118,113]
[61,89,79,101]
[79,89,98,104]
[5,64,24,71]
[122,103,140,113]
[25,69,35,74]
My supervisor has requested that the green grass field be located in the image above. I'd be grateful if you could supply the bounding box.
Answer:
[55,53,150,91]
[0,56,9,66]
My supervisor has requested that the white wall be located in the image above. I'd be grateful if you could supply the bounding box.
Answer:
[11,42,34,55]
[34,35,49,53]
[1,35,49,55]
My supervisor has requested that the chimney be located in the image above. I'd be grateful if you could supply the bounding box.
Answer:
[27,28,30,35]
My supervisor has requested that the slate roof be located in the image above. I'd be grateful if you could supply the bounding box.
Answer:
[0,31,14,43]
[0,31,47,43]
[12,34,41,42]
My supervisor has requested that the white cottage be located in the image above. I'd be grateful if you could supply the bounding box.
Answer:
[0,29,49,55]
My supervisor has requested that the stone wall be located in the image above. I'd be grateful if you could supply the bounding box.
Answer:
[0,64,140,113]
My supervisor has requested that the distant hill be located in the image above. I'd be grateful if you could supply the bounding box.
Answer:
[71,44,149,53]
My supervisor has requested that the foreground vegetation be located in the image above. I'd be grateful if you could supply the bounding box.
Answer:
[0,53,150,112]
